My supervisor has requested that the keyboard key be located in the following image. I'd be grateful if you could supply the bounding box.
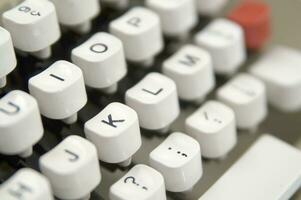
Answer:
[109,7,164,66]
[125,72,180,132]
[149,132,202,192]
[146,0,198,38]
[199,134,301,200]
[217,73,267,130]
[2,0,61,59]
[195,18,246,75]
[50,0,100,34]
[250,46,301,112]
[197,0,229,16]
[39,135,101,200]
[28,61,87,124]
[162,44,215,102]
[110,164,166,200]
[185,100,237,159]
[71,32,127,94]
[0,90,44,158]
[0,27,17,88]
[84,102,141,167]
[0,168,53,200]
[228,1,271,50]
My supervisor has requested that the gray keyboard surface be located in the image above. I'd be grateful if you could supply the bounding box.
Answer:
[1,0,301,200]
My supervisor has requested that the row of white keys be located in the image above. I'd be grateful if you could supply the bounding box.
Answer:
[0,27,16,88]
[39,135,101,200]
[0,168,53,200]
[50,0,100,34]
[0,90,43,158]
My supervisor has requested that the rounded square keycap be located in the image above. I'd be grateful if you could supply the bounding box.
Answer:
[146,0,197,37]
[125,72,180,130]
[85,102,141,164]
[0,27,17,81]
[217,73,267,129]
[72,32,127,89]
[185,100,237,158]
[50,0,100,26]
[149,132,202,192]
[163,45,215,101]
[0,90,43,156]
[228,1,271,50]
[28,60,87,120]
[110,164,166,200]
[39,135,101,200]
[2,0,61,52]
[0,168,53,200]
[109,7,164,62]
[195,18,246,75]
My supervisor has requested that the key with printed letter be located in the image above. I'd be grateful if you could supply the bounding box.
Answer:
[85,102,141,167]
[39,135,101,200]
[109,7,164,67]
[125,72,180,133]
[29,60,87,124]
[199,134,301,200]
[72,32,127,94]
[0,27,17,88]
[146,0,198,38]
[162,44,215,102]
[0,90,44,158]
[110,164,167,200]
[195,18,246,75]
[50,0,100,34]
[0,168,53,200]
[149,132,203,192]
[2,0,61,59]
[185,100,237,159]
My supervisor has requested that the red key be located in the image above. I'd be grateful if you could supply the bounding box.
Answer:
[228,0,271,50]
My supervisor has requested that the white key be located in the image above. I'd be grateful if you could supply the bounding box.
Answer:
[85,102,141,167]
[109,7,164,66]
[149,132,203,192]
[0,90,44,158]
[197,0,229,16]
[162,45,215,102]
[146,0,198,38]
[195,18,246,75]
[217,73,267,130]
[102,0,129,9]
[28,61,87,124]
[0,27,17,88]
[125,72,180,132]
[72,32,127,94]
[110,164,166,200]
[199,134,301,200]
[50,0,100,34]
[250,46,301,112]
[0,168,53,200]
[185,100,237,159]
[39,135,101,200]
[2,0,61,59]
